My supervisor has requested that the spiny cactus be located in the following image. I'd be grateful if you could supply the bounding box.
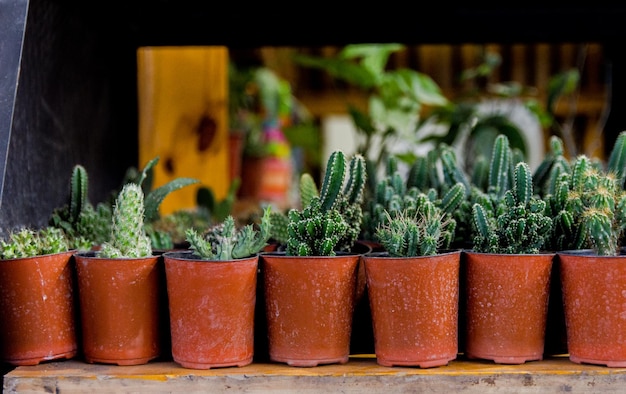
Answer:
[299,173,319,209]
[471,161,552,254]
[69,165,88,224]
[186,206,271,260]
[546,154,626,256]
[99,183,152,258]
[487,134,513,200]
[361,152,467,246]
[608,130,626,188]
[0,227,70,259]
[285,150,366,256]
[533,135,571,198]
[375,196,456,257]
[49,164,112,251]
[269,209,290,246]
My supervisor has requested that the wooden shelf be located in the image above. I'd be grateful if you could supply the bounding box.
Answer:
[4,355,626,393]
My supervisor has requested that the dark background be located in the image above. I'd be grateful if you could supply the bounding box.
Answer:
[2,1,626,236]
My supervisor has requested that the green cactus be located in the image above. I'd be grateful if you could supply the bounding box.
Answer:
[487,134,512,200]
[69,165,88,224]
[145,208,211,247]
[186,206,272,260]
[545,154,626,256]
[99,183,152,258]
[0,227,70,259]
[533,135,571,198]
[49,164,112,251]
[269,210,290,246]
[285,150,366,256]
[608,130,626,188]
[375,195,456,257]
[471,161,552,254]
[286,197,349,256]
[361,151,467,247]
[299,173,319,209]
[319,150,347,212]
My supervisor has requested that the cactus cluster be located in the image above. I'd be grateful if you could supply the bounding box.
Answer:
[534,131,626,255]
[0,227,70,259]
[543,154,626,256]
[49,165,112,250]
[286,150,367,256]
[362,151,467,248]
[99,183,153,258]
[375,196,455,257]
[471,135,552,254]
[186,206,271,260]
[472,161,552,254]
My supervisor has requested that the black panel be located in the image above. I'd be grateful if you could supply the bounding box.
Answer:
[0,0,138,235]
[0,0,28,213]
[2,2,626,236]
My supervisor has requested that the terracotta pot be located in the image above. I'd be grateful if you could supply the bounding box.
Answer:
[363,250,460,367]
[74,252,163,365]
[559,251,626,367]
[261,252,359,367]
[163,251,257,369]
[463,251,554,364]
[0,251,77,366]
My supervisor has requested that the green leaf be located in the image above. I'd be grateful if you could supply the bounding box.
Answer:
[144,178,199,222]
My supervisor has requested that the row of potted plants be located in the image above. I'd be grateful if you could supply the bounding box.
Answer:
[2,131,626,370]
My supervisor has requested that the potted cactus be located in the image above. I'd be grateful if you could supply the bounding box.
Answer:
[553,133,626,367]
[261,150,367,367]
[162,207,271,369]
[73,182,165,366]
[0,227,77,366]
[463,134,555,364]
[362,187,462,367]
[49,164,112,251]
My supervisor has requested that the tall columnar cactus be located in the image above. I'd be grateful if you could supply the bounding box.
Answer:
[186,206,271,260]
[99,183,152,258]
[69,165,88,224]
[533,135,571,198]
[487,133,513,200]
[285,150,366,256]
[375,195,456,257]
[335,153,367,251]
[472,161,553,254]
[49,164,112,251]
[608,130,626,188]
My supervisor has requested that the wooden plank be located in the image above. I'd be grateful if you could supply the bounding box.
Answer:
[5,357,626,393]
[137,46,229,216]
